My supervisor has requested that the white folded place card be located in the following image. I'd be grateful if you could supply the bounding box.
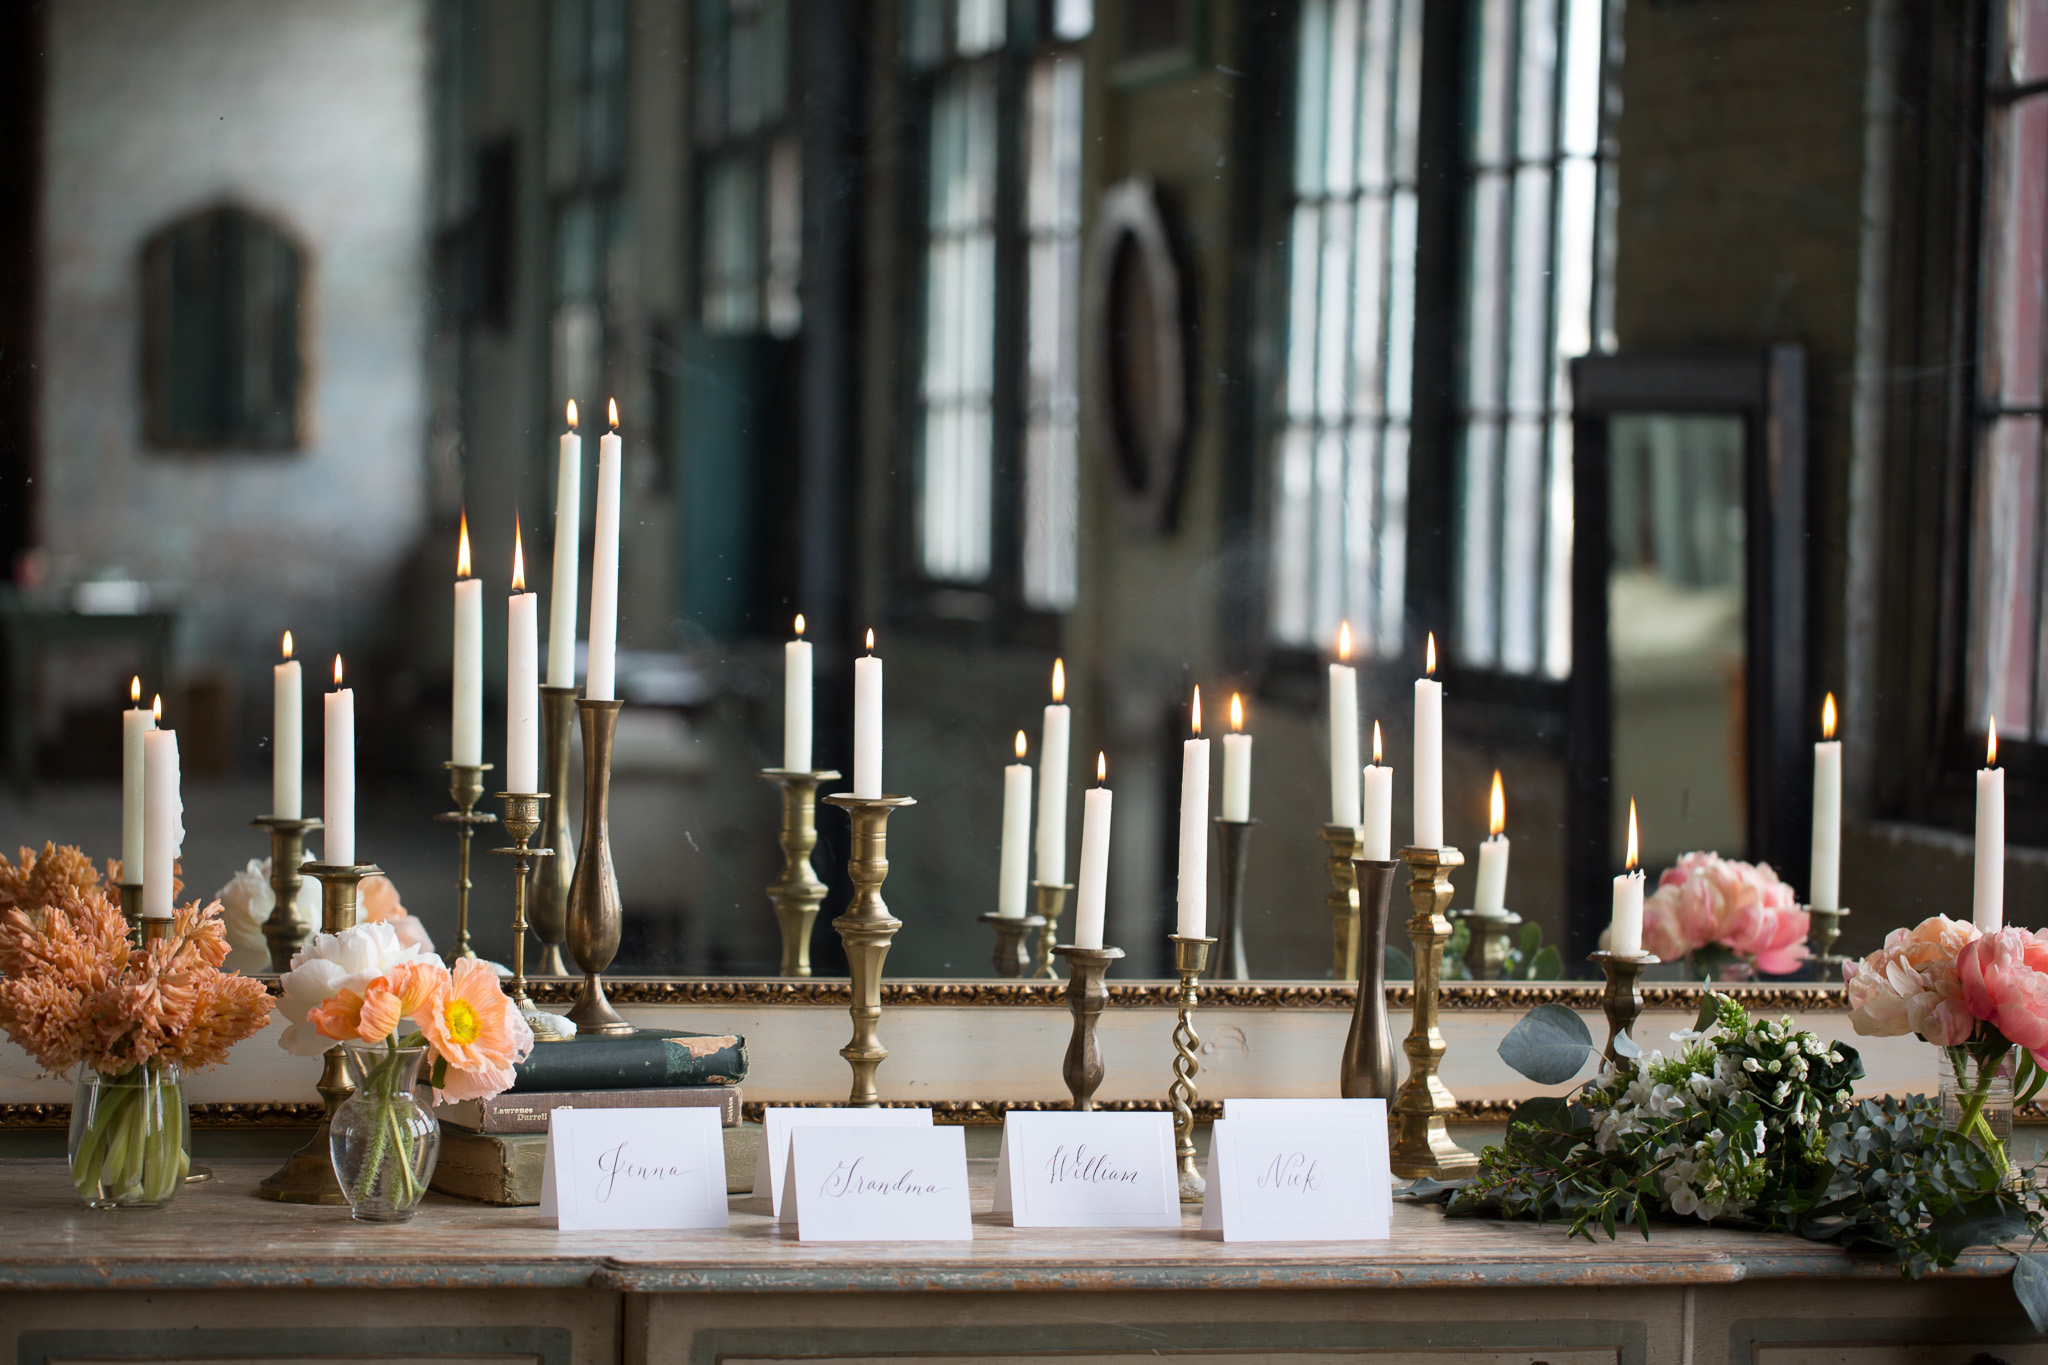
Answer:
[1199,1108,1392,1242]
[781,1123,973,1242]
[537,1105,730,1231]
[990,1111,1179,1228]
[754,1106,933,1214]
[1223,1097,1383,1119]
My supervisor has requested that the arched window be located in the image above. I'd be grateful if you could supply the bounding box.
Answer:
[142,205,306,449]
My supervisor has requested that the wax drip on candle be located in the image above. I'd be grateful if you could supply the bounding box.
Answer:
[457,509,472,579]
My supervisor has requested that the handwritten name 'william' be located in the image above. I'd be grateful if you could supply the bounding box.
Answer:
[1041,1143,1140,1186]
[820,1157,947,1199]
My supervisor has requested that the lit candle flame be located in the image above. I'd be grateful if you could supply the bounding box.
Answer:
[281,632,293,661]
[1230,692,1244,733]
[1097,751,1107,783]
[1822,692,1837,740]
[794,613,805,637]
[1015,730,1028,760]
[1337,620,1353,662]
[1989,723,1999,767]
[1626,798,1639,871]
[1052,658,1065,703]
[512,521,526,592]
[334,655,345,688]
[608,397,619,430]
[1192,686,1203,735]
[457,510,472,579]
[152,694,161,723]
[865,628,875,653]
[566,399,578,430]
[130,675,141,704]
[1372,720,1383,765]
[1426,632,1437,675]
[1489,770,1506,838]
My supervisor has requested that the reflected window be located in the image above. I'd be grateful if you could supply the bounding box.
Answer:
[695,0,800,337]
[1022,53,1084,610]
[142,206,305,450]
[1453,0,1615,680]
[1270,0,1422,657]
[548,0,628,410]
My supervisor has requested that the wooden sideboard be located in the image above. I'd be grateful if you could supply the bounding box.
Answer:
[0,1158,2040,1365]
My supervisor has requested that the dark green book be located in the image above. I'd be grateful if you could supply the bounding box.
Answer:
[509,1028,748,1093]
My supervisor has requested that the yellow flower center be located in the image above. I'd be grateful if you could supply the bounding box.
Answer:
[443,997,480,1046]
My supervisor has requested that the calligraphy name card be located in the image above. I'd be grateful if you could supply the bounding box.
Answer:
[991,1111,1179,1228]
[538,1106,729,1231]
[781,1123,973,1242]
[754,1105,933,1214]
[1200,1104,1391,1242]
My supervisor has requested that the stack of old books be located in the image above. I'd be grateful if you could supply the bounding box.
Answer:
[429,1026,750,1205]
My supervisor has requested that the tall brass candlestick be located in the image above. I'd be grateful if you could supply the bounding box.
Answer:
[1807,904,1852,972]
[1167,933,1216,1203]
[258,860,380,1205]
[566,698,631,1036]
[1390,844,1478,1180]
[1211,819,1254,980]
[1341,856,1401,1098]
[533,685,578,975]
[1589,950,1658,1069]
[821,792,915,1106]
[250,816,321,971]
[761,768,838,976]
[1453,905,1523,981]
[491,791,572,1040]
[1321,823,1362,981]
[1052,944,1122,1110]
[435,761,496,959]
[1031,881,1072,979]
[979,912,1044,977]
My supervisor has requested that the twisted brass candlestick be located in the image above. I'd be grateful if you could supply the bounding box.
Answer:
[1453,906,1523,981]
[1052,944,1123,1110]
[491,791,573,1041]
[258,860,381,1205]
[1321,824,1362,981]
[822,792,915,1106]
[1808,904,1852,973]
[1589,950,1658,1070]
[979,912,1045,977]
[533,685,579,976]
[566,698,631,1036]
[250,815,321,971]
[1031,881,1072,979]
[761,768,839,976]
[1341,857,1401,1099]
[435,761,496,960]
[1211,819,1255,980]
[1391,845,1477,1181]
[1167,933,1216,1203]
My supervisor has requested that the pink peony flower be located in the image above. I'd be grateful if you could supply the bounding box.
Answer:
[1957,927,2048,1053]
[1640,851,1809,973]
[1845,915,1980,1046]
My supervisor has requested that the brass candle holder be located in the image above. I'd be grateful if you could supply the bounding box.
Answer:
[1341,857,1402,1099]
[1390,845,1478,1181]
[979,912,1045,977]
[1589,950,1659,1070]
[1167,932,1216,1203]
[1808,904,1852,972]
[533,685,579,975]
[435,761,496,960]
[1321,823,1362,981]
[1052,944,1123,1110]
[258,859,381,1205]
[1211,818,1255,980]
[491,791,573,1041]
[250,815,321,971]
[116,883,143,927]
[566,698,632,1036]
[1453,906,1524,981]
[1031,881,1071,979]
[821,792,915,1106]
[760,768,840,976]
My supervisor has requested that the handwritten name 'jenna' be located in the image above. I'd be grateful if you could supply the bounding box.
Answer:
[1256,1151,1324,1194]
[593,1143,692,1203]
[820,1157,948,1199]
[1040,1143,1140,1186]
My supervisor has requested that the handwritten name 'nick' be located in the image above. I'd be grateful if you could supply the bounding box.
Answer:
[1256,1152,1323,1194]
[821,1157,947,1199]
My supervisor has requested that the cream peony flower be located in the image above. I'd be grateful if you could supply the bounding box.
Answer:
[276,921,442,1056]
[215,859,320,975]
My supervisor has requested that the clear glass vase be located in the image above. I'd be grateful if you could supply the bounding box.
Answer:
[1941,1047,2016,1183]
[1688,945,1756,983]
[68,1059,189,1209]
[330,1044,439,1223]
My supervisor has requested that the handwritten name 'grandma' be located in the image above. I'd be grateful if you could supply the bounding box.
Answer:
[1256,1151,1324,1194]
[593,1143,692,1203]
[820,1157,948,1199]
[1041,1143,1140,1186]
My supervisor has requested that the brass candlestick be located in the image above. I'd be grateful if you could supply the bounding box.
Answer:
[761,768,839,976]
[1589,950,1659,1070]
[491,791,572,1040]
[1341,857,1402,1099]
[822,792,915,1106]
[1391,845,1478,1181]
[1031,881,1071,979]
[1211,818,1255,980]
[116,883,142,927]
[250,816,321,971]
[533,685,579,975]
[979,912,1045,977]
[1808,904,1852,972]
[258,860,381,1205]
[566,698,631,1036]
[1321,823,1362,981]
[1052,944,1123,1109]
[1453,906,1523,981]
[1167,933,1216,1203]
[435,761,496,960]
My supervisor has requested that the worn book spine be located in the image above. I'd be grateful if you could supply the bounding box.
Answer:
[508,1032,749,1093]
[430,1124,763,1205]
[435,1084,740,1134]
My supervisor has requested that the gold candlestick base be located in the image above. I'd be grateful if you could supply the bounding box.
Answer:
[258,860,381,1205]
[1391,845,1477,1181]
[534,686,579,976]
[1452,906,1523,981]
[1052,944,1123,1110]
[1321,823,1362,981]
[761,768,839,977]
[1211,819,1255,980]
[491,792,572,1041]
[566,698,632,1036]
[822,793,915,1106]
[979,912,1045,977]
[435,762,496,960]
[1031,882,1072,979]
[1342,857,1402,1099]
[1808,904,1852,971]
[250,816,322,972]
[1167,933,1216,1203]
[1589,950,1659,1070]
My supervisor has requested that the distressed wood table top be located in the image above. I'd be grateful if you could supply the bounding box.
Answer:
[0,1158,2007,1295]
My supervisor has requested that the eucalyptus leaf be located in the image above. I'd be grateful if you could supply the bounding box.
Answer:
[2014,1253,2048,1334]
[1498,1002,1596,1085]
[1931,1199,2029,1262]
[1693,992,1721,1034]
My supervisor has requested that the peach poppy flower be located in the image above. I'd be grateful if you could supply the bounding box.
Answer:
[416,957,531,1079]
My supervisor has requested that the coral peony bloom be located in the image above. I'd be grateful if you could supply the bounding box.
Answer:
[416,958,533,1101]
[361,875,436,956]
[1641,851,1807,972]
[1958,927,2048,1052]
[277,921,441,1057]
[1845,915,1980,1045]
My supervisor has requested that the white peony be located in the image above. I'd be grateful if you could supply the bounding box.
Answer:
[276,921,443,1056]
[215,859,320,975]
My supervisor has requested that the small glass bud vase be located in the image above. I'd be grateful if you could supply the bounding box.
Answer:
[1941,1048,2016,1182]
[330,1044,440,1223]
[68,1058,189,1209]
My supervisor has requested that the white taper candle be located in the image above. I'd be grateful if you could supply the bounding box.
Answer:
[548,403,583,689]
[585,403,623,702]
[273,638,302,819]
